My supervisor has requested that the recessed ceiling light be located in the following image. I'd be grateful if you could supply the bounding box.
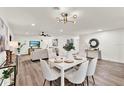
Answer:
[73,15,77,19]
[25,32,29,35]
[97,29,103,31]
[31,24,35,26]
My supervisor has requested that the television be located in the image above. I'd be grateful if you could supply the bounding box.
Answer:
[29,41,40,48]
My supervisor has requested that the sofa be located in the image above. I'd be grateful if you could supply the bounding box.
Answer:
[31,49,48,61]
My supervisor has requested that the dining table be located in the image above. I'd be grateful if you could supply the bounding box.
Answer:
[49,57,87,86]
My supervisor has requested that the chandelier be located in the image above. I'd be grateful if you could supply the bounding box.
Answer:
[56,12,77,24]
[40,32,51,37]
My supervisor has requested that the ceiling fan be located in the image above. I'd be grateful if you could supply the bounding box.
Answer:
[40,32,51,37]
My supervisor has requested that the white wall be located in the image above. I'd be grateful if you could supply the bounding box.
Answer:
[0,31,5,64]
[0,18,11,64]
[79,30,124,63]
[14,35,79,55]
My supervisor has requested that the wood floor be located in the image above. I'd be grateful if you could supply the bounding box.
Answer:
[16,55,124,86]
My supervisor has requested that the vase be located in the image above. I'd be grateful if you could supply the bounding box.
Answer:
[3,78,10,86]
[65,51,69,58]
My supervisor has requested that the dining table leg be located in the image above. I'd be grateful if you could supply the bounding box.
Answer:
[61,68,64,86]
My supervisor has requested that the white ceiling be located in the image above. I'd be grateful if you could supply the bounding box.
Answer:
[0,7,124,36]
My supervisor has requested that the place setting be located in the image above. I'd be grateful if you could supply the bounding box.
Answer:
[53,56,74,63]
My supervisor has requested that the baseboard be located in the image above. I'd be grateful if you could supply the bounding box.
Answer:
[102,59,124,64]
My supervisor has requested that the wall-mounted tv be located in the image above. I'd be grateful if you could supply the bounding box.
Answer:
[29,41,40,48]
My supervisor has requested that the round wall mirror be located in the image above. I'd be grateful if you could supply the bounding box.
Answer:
[89,38,99,48]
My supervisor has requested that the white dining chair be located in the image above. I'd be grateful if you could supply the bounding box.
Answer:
[40,59,60,86]
[86,57,98,86]
[65,61,89,86]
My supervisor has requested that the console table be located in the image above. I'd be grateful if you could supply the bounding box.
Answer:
[85,49,102,60]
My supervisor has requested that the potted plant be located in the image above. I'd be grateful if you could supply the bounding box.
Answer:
[17,42,26,54]
[0,68,14,86]
[63,43,75,57]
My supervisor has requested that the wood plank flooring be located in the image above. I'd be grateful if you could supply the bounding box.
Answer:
[16,55,124,86]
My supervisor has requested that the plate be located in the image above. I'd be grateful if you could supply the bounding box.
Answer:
[75,58,82,60]
[64,60,74,63]
[54,60,63,63]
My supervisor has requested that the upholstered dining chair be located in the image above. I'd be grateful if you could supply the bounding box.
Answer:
[65,61,89,86]
[86,57,98,86]
[40,59,60,86]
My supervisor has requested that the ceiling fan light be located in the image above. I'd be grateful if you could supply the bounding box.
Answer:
[61,12,66,17]
[73,21,76,24]
[73,15,77,19]
[57,20,60,22]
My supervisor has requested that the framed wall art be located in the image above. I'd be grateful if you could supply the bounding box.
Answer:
[52,39,58,47]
